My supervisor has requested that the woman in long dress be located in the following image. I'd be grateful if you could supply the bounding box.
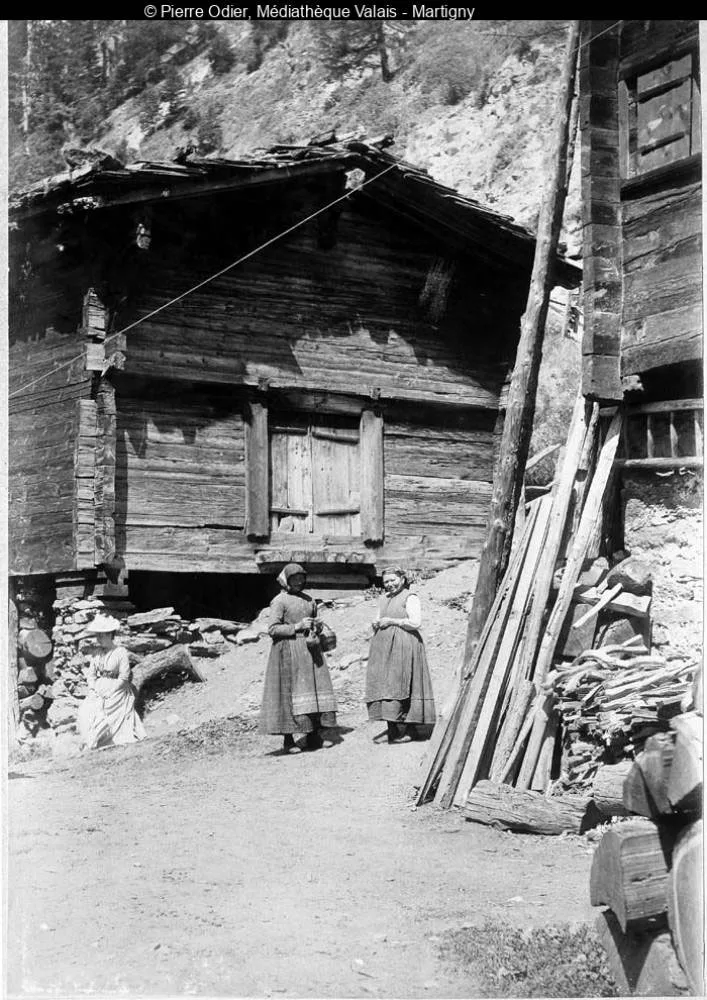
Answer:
[366,567,436,743]
[258,563,337,753]
[77,613,146,750]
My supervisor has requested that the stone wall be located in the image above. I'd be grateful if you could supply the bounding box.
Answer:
[621,469,703,659]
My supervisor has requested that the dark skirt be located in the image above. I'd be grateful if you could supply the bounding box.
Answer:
[365,626,436,725]
[259,634,337,735]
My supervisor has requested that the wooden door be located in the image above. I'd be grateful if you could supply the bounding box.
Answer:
[269,416,361,537]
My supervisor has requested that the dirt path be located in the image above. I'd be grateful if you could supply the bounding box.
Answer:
[8,706,596,998]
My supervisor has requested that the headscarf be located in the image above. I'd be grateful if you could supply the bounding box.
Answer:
[277,563,307,591]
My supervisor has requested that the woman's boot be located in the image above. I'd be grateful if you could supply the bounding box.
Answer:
[305,730,323,751]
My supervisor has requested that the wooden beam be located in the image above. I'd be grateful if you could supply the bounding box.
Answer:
[360,409,384,545]
[245,398,269,540]
[94,376,117,566]
[464,22,581,656]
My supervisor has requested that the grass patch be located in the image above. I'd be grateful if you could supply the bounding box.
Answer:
[440,921,619,997]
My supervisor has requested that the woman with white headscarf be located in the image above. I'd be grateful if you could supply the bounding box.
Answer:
[258,563,337,753]
[77,613,146,750]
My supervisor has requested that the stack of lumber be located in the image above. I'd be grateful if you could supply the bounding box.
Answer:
[590,710,703,997]
[417,397,624,815]
[553,646,695,790]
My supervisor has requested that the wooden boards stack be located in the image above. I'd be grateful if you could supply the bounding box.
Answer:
[416,398,624,811]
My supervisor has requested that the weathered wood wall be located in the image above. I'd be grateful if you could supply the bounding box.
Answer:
[119,187,524,410]
[580,19,702,400]
[104,390,498,574]
[9,332,92,574]
[108,389,247,572]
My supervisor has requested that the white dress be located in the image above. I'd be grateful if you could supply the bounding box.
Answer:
[77,646,146,749]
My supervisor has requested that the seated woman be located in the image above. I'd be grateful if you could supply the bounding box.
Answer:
[77,613,146,750]
[365,567,436,743]
[258,563,337,753]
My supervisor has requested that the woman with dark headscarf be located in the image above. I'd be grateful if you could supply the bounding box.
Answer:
[258,563,337,753]
[366,566,436,743]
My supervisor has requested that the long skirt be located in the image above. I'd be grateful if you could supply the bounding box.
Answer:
[77,678,146,750]
[366,627,436,726]
[259,635,337,735]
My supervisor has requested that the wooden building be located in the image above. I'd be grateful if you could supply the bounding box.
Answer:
[579,19,703,658]
[9,136,579,602]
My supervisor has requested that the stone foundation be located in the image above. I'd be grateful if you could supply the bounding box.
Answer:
[621,469,703,659]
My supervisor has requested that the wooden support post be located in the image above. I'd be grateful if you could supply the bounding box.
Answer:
[359,409,384,545]
[8,595,20,744]
[464,21,580,658]
[94,376,117,566]
[245,398,269,540]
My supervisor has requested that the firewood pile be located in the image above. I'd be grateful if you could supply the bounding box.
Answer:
[551,646,695,791]
[11,591,251,743]
[415,397,698,839]
[588,694,703,997]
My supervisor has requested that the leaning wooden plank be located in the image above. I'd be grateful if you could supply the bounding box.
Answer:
[589,817,674,931]
[132,645,206,694]
[435,503,544,807]
[529,707,560,792]
[462,780,589,835]
[415,514,534,805]
[488,396,594,780]
[667,819,704,997]
[452,496,553,806]
[516,413,623,788]
[594,911,689,997]
[515,693,555,790]
[623,732,675,818]
[592,762,633,817]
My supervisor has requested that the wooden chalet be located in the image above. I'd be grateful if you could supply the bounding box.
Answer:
[580,19,702,416]
[579,20,703,653]
[9,136,579,603]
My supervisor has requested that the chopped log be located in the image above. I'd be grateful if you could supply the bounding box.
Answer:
[193,617,245,635]
[595,911,689,997]
[667,820,704,997]
[592,761,633,817]
[606,556,653,595]
[18,627,53,661]
[131,645,206,694]
[464,22,580,651]
[17,665,38,686]
[623,733,675,818]
[667,713,702,813]
[589,818,674,930]
[462,780,590,835]
[19,692,44,712]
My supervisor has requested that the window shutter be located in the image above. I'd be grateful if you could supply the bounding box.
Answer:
[245,399,269,539]
[360,409,384,544]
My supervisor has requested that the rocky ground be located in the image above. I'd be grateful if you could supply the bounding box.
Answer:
[7,563,598,998]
